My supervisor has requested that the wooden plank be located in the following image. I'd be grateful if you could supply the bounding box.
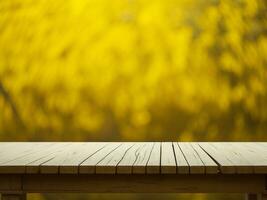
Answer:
[26,143,72,174]
[146,142,160,174]
[40,143,82,174]
[234,143,267,174]
[59,143,107,174]
[256,143,267,149]
[40,143,107,174]
[96,143,135,174]
[191,143,218,174]
[0,143,51,164]
[117,143,145,174]
[211,143,253,174]
[0,143,19,157]
[21,174,266,193]
[79,143,122,174]
[1,142,267,176]
[199,142,236,174]
[0,175,22,191]
[161,142,176,174]
[178,142,205,174]
[132,142,154,174]
[173,142,189,174]
[0,143,70,174]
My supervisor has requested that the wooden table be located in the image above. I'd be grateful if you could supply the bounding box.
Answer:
[0,142,266,200]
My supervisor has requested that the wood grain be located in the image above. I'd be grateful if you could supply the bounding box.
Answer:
[0,142,266,175]
[161,142,176,174]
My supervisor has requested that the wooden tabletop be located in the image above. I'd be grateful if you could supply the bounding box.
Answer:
[0,142,266,175]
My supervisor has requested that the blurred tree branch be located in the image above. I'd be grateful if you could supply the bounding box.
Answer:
[0,80,25,129]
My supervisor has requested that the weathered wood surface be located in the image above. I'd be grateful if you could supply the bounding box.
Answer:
[0,142,267,174]
[0,174,265,193]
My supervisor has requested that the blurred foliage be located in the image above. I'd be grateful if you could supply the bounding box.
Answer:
[0,0,267,199]
[0,0,267,142]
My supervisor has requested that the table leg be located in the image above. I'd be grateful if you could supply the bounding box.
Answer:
[1,193,26,200]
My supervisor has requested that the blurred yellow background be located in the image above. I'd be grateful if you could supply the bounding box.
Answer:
[0,0,267,199]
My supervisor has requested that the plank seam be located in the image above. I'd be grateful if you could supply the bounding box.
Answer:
[78,143,108,173]
[0,143,55,165]
[177,142,190,173]
[190,143,207,174]
[171,142,178,174]
[197,143,221,174]
[26,143,71,173]
[210,143,235,166]
[131,143,146,174]
[94,143,123,174]
[115,143,136,174]
[39,157,56,172]
[160,142,162,174]
[145,142,155,174]
[38,143,76,174]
